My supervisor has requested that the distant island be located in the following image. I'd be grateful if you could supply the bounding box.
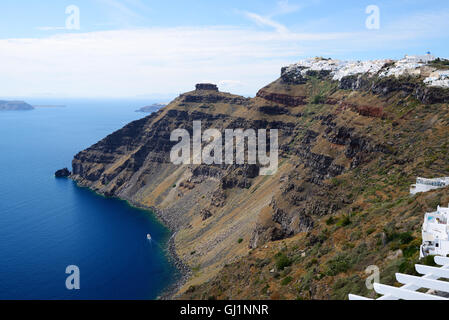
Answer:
[135,103,166,113]
[0,100,34,111]
[33,105,66,108]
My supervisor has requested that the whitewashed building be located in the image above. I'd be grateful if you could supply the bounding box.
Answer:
[424,70,449,88]
[404,53,436,64]
[410,177,449,195]
[421,205,449,258]
[283,54,449,90]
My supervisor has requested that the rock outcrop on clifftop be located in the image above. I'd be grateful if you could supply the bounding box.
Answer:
[70,56,449,299]
[195,83,219,91]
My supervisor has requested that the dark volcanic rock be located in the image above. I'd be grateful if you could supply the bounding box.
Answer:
[305,69,331,79]
[339,75,371,91]
[200,209,212,221]
[257,90,307,107]
[55,168,71,178]
[258,105,289,115]
[182,94,246,104]
[415,86,449,104]
[280,67,307,85]
[195,83,219,91]
[339,74,449,104]
[371,76,418,97]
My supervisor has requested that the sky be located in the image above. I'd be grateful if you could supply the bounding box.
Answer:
[1,0,449,98]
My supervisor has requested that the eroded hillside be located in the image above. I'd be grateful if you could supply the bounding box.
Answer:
[71,57,449,299]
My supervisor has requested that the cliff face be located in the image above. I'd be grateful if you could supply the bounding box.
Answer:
[71,58,449,299]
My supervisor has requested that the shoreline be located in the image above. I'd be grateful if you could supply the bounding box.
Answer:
[126,200,192,300]
[69,177,191,300]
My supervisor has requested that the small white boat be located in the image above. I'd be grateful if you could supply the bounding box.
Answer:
[147,234,152,240]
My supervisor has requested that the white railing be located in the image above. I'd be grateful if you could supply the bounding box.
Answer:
[349,256,449,300]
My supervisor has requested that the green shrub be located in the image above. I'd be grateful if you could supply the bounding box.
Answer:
[297,270,314,294]
[306,258,318,268]
[326,253,352,276]
[256,258,271,268]
[326,244,368,276]
[337,215,351,227]
[402,246,419,258]
[281,276,293,286]
[318,229,330,241]
[343,242,355,250]
[398,232,414,245]
[275,253,292,270]
[261,284,269,295]
[237,238,243,244]
[330,177,342,186]
[420,255,437,267]
[331,275,368,300]
[402,239,421,258]
[384,228,415,245]
[382,259,404,285]
[312,94,326,104]
[326,216,335,225]
[398,258,419,275]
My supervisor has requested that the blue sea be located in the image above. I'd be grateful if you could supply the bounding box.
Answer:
[0,99,177,300]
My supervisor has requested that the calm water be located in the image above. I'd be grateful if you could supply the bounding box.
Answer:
[0,99,177,299]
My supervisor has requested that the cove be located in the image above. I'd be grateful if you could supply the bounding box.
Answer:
[0,99,176,299]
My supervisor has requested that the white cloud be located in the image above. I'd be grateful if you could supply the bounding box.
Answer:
[95,0,150,26]
[275,0,302,15]
[244,12,289,34]
[36,26,67,31]
[0,27,345,98]
[243,0,306,33]
[0,15,448,98]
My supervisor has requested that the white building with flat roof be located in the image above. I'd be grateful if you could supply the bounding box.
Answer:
[404,53,435,64]
[424,70,449,88]
[421,205,449,258]
[410,177,449,195]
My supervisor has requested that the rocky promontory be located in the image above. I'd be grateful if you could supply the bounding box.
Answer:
[136,103,167,113]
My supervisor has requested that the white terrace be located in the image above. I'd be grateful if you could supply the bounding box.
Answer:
[410,177,449,195]
[349,256,449,300]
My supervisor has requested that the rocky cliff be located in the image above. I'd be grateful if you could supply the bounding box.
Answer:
[70,57,449,299]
